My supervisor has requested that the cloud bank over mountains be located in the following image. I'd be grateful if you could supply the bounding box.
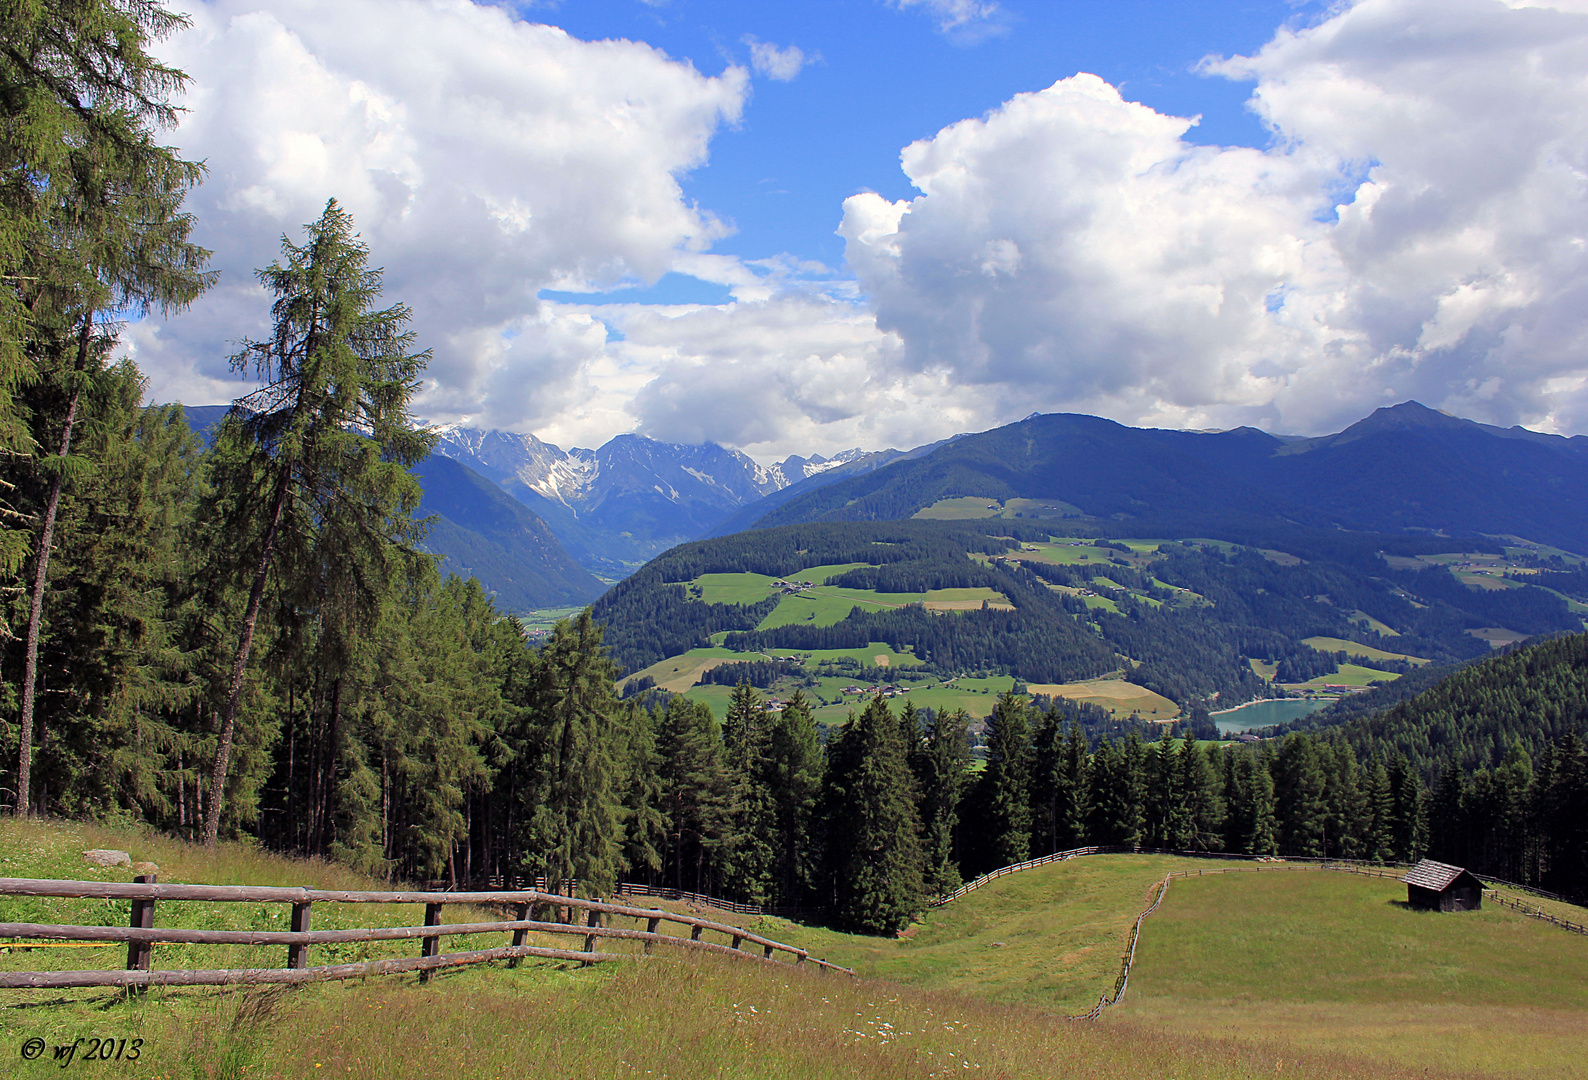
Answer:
[135,0,1588,460]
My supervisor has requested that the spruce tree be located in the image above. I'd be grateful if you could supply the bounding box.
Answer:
[981,691,1034,867]
[655,695,726,892]
[522,611,625,896]
[917,706,971,894]
[767,689,823,904]
[720,681,777,903]
[823,695,924,934]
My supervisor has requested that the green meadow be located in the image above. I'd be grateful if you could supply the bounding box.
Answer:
[5,822,1581,1080]
[1126,869,1588,1080]
[1301,636,1428,665]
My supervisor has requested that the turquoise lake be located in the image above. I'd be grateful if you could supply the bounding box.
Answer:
[1212,697,1332,734]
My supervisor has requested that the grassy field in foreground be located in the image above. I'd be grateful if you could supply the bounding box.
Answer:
[2,822,1459,1080]
[3,949,1461,1080]
[1125,869,1588,1080]
[729,855,1246,1013]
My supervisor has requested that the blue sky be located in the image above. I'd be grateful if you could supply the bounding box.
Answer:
[537,0,1332,295]
[144,0,1588,458]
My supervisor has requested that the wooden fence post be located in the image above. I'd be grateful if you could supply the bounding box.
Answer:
[508,902,529,969]
[644,916,660,955]
[126,874,156,981]
[288,901,312,969]
[582,908,600,964]
[419,902,443,983]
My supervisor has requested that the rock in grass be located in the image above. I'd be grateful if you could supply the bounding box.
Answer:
[82,849,131,868]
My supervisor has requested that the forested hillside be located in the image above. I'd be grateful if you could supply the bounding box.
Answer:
[593,517,1583,722]
[752,404,1588,556]
[1336,634,1588,774]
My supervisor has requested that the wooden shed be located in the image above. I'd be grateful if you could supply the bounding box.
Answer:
[1401,859,1484,912]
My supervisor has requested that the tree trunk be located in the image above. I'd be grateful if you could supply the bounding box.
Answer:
[203,472,291,847]
[14,313,92,816]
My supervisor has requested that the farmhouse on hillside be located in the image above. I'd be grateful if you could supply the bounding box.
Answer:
[1401,859,1484,912]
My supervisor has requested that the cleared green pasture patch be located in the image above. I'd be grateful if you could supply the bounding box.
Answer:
[1346,610,1401,637]
[1301,636,1428,665]
[755,854,1249,1013]
[1000,497,1084,519]
[25,941,1428,1080]
[515,605,586,633]
[1455,570,1520,591]
[1126,869,1588,1080]
[681,683,737,718]
[912,495,1005,519]
[1027,677,1179,720]
[789,561,873,583]
[1469,626,1529,648]
[757,590,866,629]
[795,643,925,669]
[923,586,1012,610]
[1249,657,1279,680]
[903,676,1019,718]
[686,571,778,604]
[1286,663,1400,690]
[1016,540,1127,567]
[621,646,748,693]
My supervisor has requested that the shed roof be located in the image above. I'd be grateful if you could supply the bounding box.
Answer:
[1401,859,1474,891]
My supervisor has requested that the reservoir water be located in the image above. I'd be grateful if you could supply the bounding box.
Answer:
[1213,697,1332,735]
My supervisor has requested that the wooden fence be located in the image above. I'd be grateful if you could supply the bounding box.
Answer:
[928,846,1107,906]
[1067,874,1172,1021]
[1485,891,1588,936]
[0,875,853,990]
[613,883,817,919]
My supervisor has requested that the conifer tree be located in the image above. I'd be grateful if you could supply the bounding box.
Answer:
[1386,753,1425,863]
[1178,739,1223,851]
[767,689,823,903]
[1225,750,1277,855]
[5,0,212,813]
[655,695,726,892]
[823,695,924,934]
[980,691,1034,867]
[1087,733,1147,846]
[200,200,431,844]
[1273,735,1328,856]
[1362,761,1395,864]
[618,699,667,883]
[721,681,777,903]
[522,611,625,896]
[917,706,971,894]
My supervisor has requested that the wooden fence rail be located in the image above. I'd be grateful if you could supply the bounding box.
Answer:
[614,883,817,919]
[0,876,854,990]
[1485,891,1588,936]
[1068,874,1172,1022]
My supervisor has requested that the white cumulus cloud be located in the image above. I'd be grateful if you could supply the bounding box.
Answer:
[136,0,747,425]
[842,0,1588,437]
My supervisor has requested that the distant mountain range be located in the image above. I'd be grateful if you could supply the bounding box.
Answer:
[178,405,603,610]
[752,402,1588,556]
[175,399,1588,614]
[430,426,873,575]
